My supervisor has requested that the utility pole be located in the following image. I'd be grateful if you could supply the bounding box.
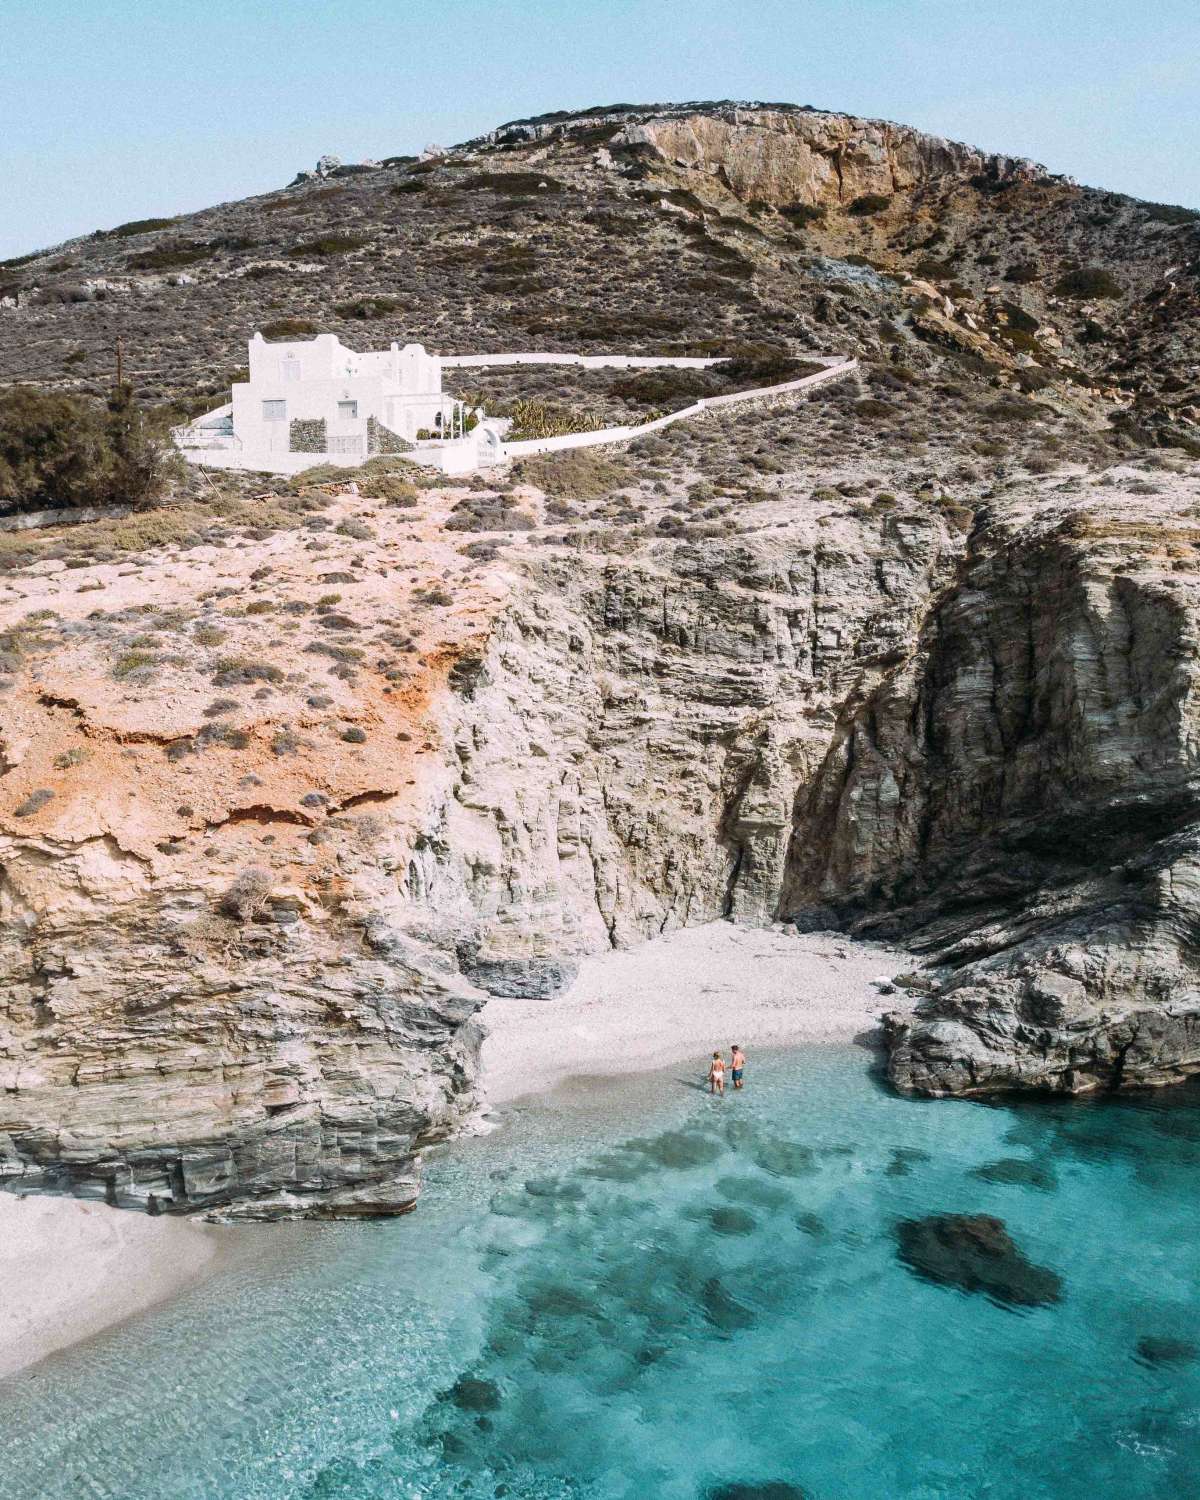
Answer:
[115,335,125,391]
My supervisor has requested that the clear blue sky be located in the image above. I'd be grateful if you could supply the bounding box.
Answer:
[3,0,1197,260]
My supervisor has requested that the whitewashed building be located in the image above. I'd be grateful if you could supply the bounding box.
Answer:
[177,332,471,472]
[174,332,855,478]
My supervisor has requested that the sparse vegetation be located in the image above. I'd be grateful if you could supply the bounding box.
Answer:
[290,235,368,258]
[104,216,177,239]
[13,789,54,817]
[212,655,284,686]
[334,296,399,320]
[125,240,214,271]
[112,649,158,678]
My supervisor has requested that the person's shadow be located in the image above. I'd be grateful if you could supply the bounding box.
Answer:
[675,1077,710,1093]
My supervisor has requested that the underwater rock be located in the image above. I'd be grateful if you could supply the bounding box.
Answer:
[794,1211,829,1240]
[581,1150,655,1182]
[885,1147,931,1177]
[707,1206,757,1236]
[750,1138,816,1178]
[894,1213,1063,1307]
[971,1158,1057,1191]
[523,1282,591,1319]
[716,1174,792,1209]
[629,1130,725,1169]
[523,1176,586,1201]
[1135,1335,1200,1367]
[706,1484,808,1500]
[445,1375,502,1413]
[701,1276,756,1332]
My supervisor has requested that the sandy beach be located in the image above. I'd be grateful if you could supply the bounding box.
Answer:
[0,1193,224,1380]
[0,921,904,1384]
[481,919,905,1106]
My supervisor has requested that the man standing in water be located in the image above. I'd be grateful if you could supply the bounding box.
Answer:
[708,1051,726,1095]
[730,1045,746,1090]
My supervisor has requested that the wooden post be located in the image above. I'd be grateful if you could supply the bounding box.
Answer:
[115,335,125,390]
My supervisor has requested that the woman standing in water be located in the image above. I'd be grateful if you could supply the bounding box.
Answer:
[708,1051,726,1095]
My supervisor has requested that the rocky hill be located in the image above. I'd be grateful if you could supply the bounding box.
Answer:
[1,103,1199,1217]
[2,101,1197,450]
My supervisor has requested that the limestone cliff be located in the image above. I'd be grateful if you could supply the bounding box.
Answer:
[4,439,1200,1214]
[782,488,1200,1094]
[609,106,1046,208]
[0,445,963,1214]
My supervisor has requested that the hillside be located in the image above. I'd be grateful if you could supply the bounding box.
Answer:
[1,103,1200,1218]
[1,101,1197,454]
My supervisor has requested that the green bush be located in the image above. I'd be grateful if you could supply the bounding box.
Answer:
[105,216,177,238]
[1004,262,1040,284]
[334,296,398,320]
[0,385,177,515]
[125,240,213,271]
[460,172,563,196]
[847,193,892,216]
[512,448,631,500]
[261,318,318,340]
[780,202,827,226]
[718,345,814,389]
[1143,201,1199,225]
[1054,267,1123,299]
[290,235,368,257]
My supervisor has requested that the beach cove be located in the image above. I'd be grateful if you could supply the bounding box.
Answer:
[1,924,1198,1497]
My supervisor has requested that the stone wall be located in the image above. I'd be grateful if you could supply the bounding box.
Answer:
[366,415,413,455]
[289,417,326,454]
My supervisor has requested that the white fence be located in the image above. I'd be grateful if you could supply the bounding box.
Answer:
[497,356,858,463]
[440,352,727,371]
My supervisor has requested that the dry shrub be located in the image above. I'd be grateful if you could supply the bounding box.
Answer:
[512,448,632,500]
[218,866,273,920]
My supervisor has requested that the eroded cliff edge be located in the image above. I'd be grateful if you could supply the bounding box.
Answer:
[2,441,1199,1217]
[0,439,960,1215]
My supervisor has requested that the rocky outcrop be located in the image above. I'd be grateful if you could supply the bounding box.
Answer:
[782,489,1200,1096]
[610,106,1048,209]
[486,102,1047,208]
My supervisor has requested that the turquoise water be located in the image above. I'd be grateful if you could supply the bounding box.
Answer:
[3,1045,1200,1499]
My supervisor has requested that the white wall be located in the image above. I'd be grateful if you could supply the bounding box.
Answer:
[498,357,857,462]
[440,352,726,370]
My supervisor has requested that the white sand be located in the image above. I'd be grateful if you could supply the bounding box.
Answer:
[0,923,904,1380]
[480,920,905,1106]
[0,1193,223,1380]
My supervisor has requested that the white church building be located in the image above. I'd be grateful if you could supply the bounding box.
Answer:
[176,332,477,474]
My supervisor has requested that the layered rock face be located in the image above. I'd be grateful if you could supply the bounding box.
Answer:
[610,106,1045,209]
[782,491,1200,1095]
[0,471,962,1213]
[0,499,505,1217]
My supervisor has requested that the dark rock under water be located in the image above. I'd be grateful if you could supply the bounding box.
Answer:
[894,1212,1064,1307]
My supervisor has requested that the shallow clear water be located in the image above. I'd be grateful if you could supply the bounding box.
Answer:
[3,1045,1200,1500]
